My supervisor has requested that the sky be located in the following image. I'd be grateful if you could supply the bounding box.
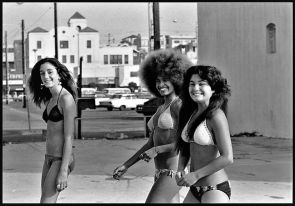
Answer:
[2,2,198,46]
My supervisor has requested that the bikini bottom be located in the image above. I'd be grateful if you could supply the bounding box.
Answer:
[190,180,231,202]
[45,154,75,174]
[154,169,177,182]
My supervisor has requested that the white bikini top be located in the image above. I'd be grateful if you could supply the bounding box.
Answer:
[147,99,177,131]
[181,118,215,146]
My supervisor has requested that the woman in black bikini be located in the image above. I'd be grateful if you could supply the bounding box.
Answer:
[175,65,233,203]
[28,58,77,203]
[113,49,192,203]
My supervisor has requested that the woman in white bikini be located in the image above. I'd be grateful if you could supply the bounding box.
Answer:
[175,65,233,203]
[28,58,77,203]
[113,49,192,203]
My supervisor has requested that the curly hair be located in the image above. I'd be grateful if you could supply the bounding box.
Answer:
[139,49,193,97]
[176,65,231,153]
[28,58,77,108]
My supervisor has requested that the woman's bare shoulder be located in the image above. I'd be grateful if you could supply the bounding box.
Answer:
[208,109,228,126]
[60,90,75,107]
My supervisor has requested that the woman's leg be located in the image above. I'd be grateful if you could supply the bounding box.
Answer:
[183,189,201,203]
[41,159,50,191]
[145,172,181,203]
[201,189,230,203]
[40,160,62,203]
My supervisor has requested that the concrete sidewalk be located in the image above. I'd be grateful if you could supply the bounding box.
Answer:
[3,138,293,203]
[2,103,293,203]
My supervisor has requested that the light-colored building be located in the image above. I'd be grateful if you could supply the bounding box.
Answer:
[26,12,99,74]
[25,12,143,89]
[166,35,197,49]
[2,44,25,94]
[140,35,198,63]
[197,3,292,138]
[99,46,139,66]
[81,45,142,88]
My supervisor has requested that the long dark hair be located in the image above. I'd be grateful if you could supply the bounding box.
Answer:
[176,65,231,154]
[28,58,77,108]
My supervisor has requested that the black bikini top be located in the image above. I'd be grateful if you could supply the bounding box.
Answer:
[42,88,64,123]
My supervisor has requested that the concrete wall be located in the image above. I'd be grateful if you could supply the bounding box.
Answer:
[197,3,292,138]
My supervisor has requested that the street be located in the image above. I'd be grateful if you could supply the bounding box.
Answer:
[3,100,147,136]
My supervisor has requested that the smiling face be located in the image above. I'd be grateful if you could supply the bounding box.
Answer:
[189,74,215,105]
[156,76,175,97]
[39,62,60,88]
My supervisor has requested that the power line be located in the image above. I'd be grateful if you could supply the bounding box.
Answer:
[26,6,52,31]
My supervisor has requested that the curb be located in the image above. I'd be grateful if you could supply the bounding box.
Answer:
[2,129,146,144]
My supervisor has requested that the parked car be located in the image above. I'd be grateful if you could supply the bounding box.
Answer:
[17,94,25,102]
[136,97,164,116]
[135,92,154,100]
[2,94,13,103]
[99,93,149,111]
[95,93,111,107]
[102,88,131,95]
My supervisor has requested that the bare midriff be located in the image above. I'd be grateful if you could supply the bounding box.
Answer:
[190,143,229,186]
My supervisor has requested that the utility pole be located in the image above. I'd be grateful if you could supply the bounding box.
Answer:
[5,31,9,104]
[77,57,83,140]
[21,19,26,108]
[153,2,160,50]
[147,2,153,52]
[54,2,58,59]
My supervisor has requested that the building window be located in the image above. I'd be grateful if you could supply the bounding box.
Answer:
[124,55,128,64]
[60,41,69,49]
[266,23,276,53]
[62,55,67,63]
[87,40,91,48]
[87,55,92,63]
[37,41,42,49]
[130,71,138,77]
[110,55,122,64]
[37,55,42,61]
[70,55,75,63]
[104,55,108,64]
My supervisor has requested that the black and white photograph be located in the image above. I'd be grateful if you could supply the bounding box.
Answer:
[2,2,292,203]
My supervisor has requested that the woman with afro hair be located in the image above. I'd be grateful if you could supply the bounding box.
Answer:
[28,58,77,203]
[175,65,233,203]
[113,49,193,203]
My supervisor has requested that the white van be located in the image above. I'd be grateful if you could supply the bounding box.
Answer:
[102,88,131,95]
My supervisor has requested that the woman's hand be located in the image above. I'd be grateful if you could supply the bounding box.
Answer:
[113,165,128,180]
[56,170,68,192]
[175,170,186,186]
[139,147,158,162]
[176,171,199,187]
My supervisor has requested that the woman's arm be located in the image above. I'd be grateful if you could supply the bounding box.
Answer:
[122,133,154,168]
[113,131,154,179]
[175,143,190,186]
[56,93,76,190]
[139,142,176,162]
